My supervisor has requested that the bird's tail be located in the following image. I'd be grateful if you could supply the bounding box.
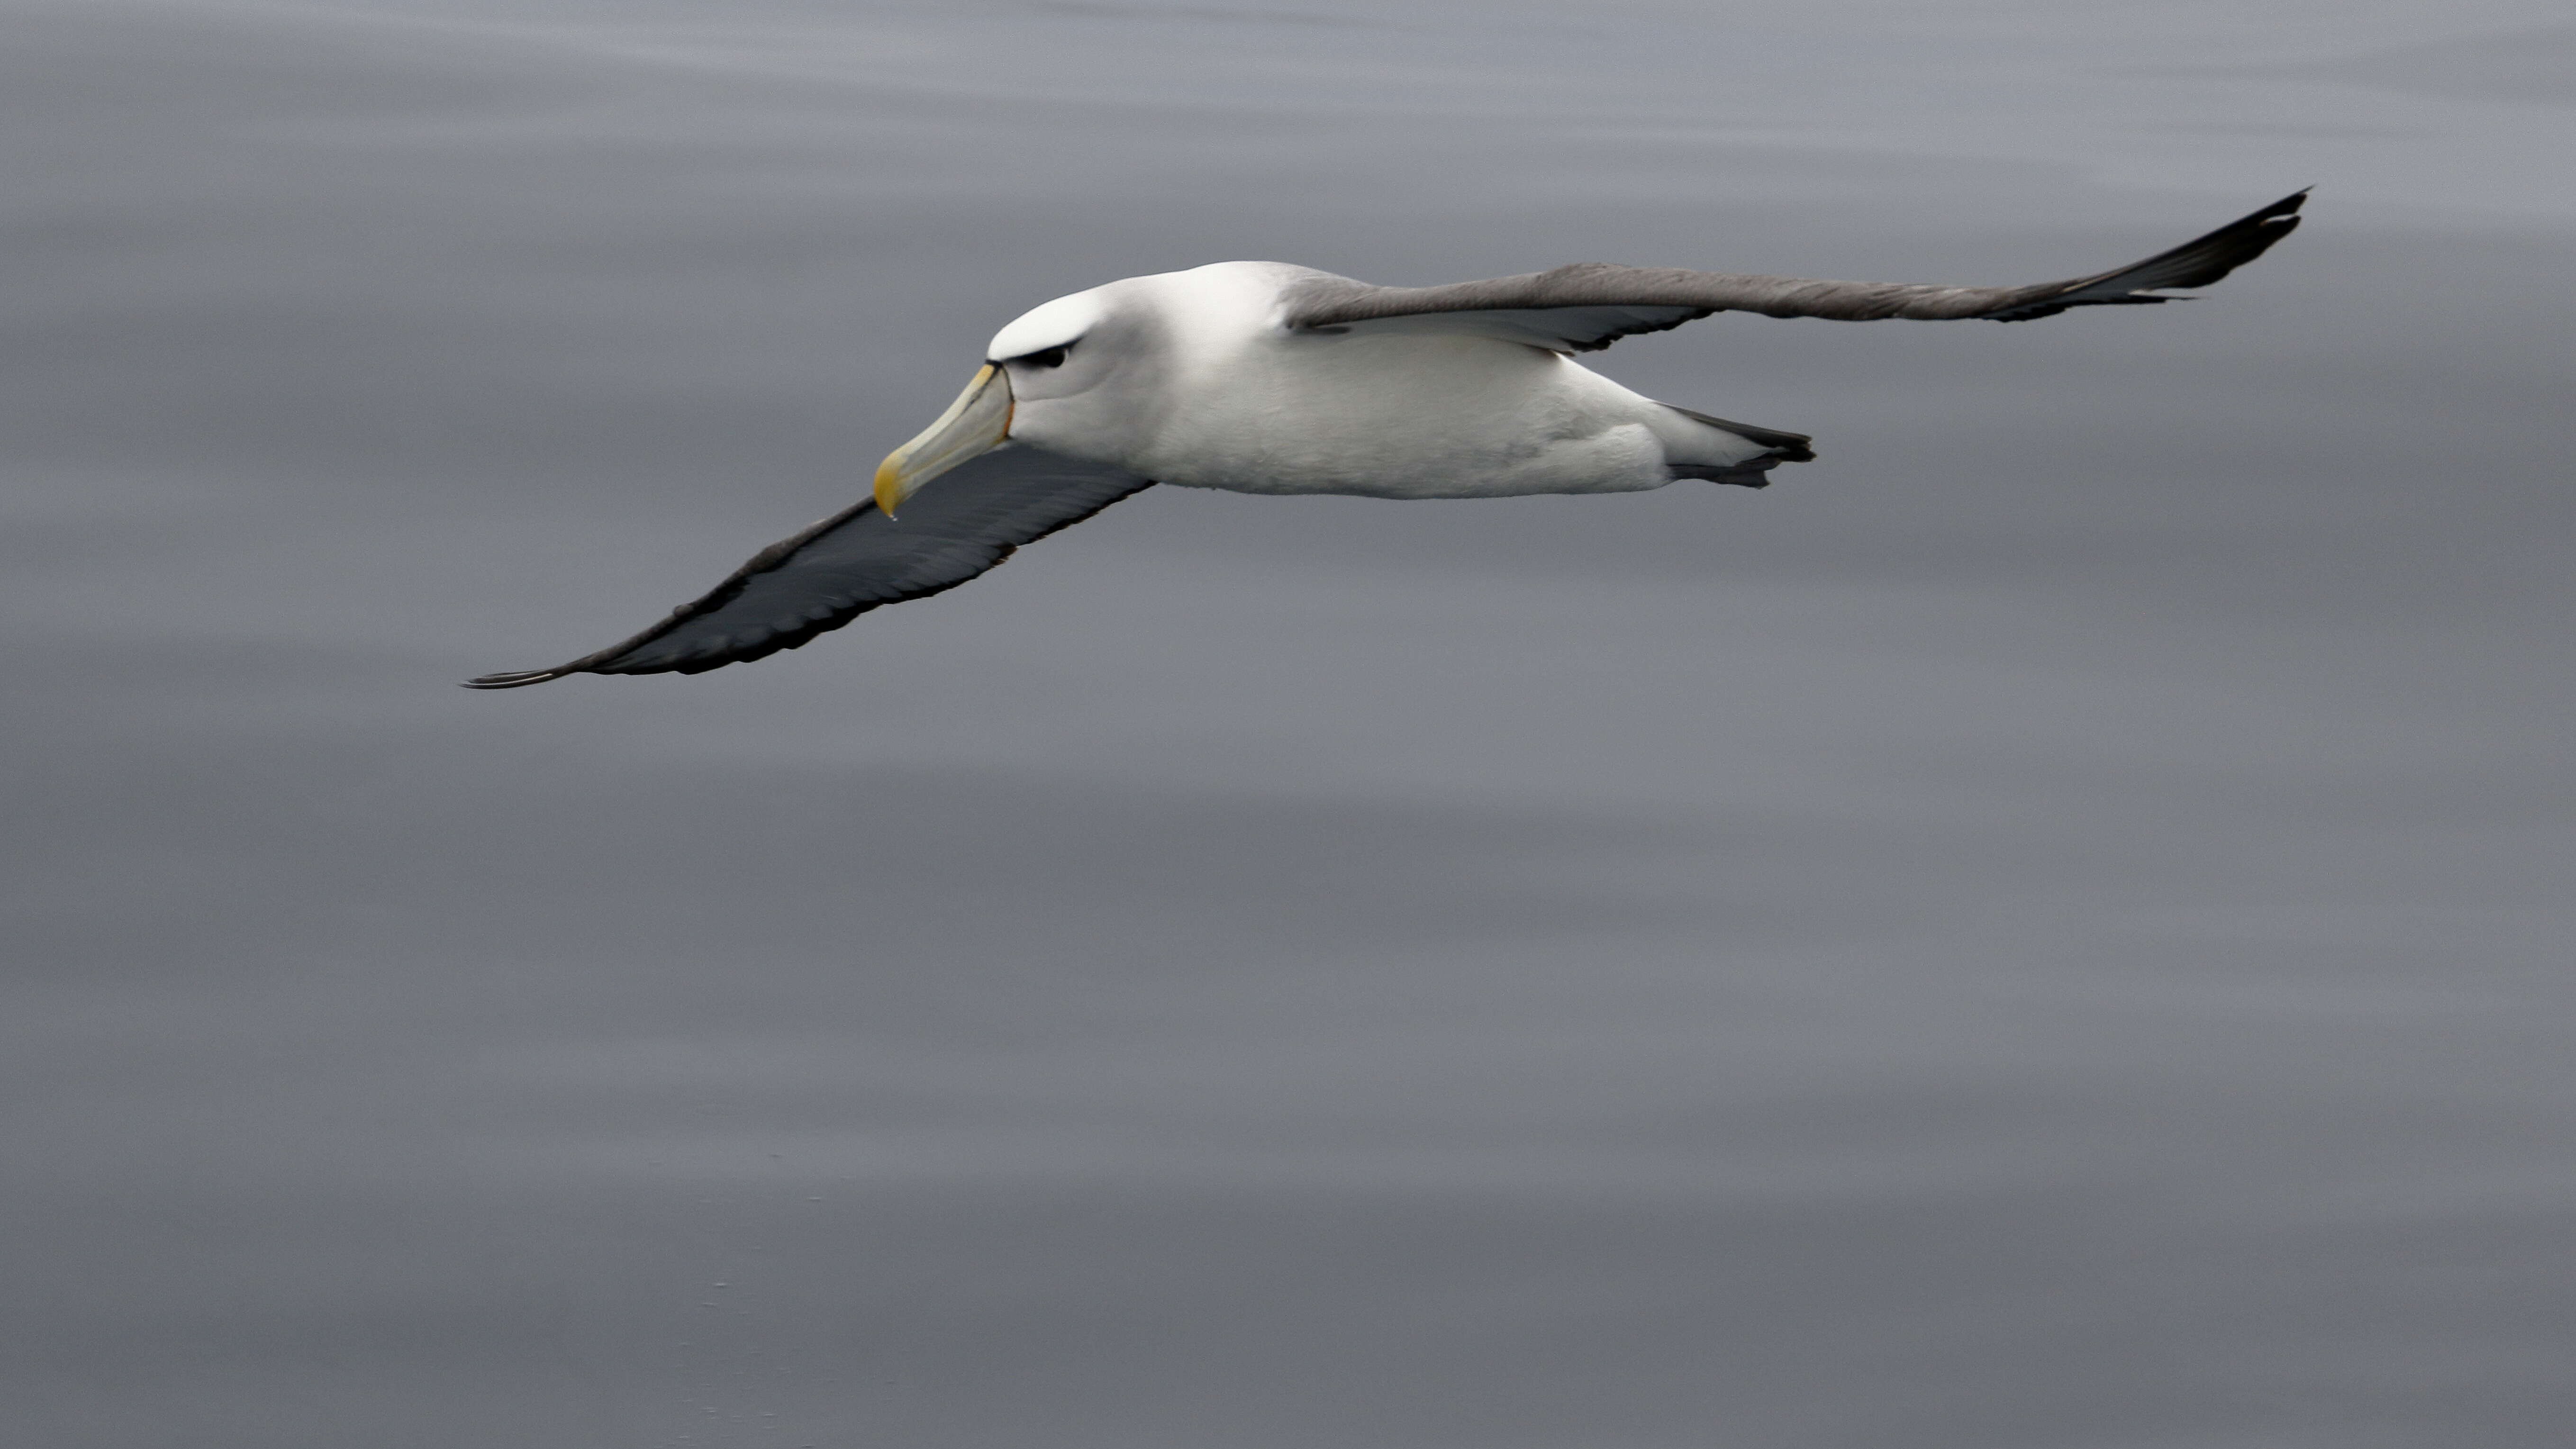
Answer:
[1661,403,1814,489]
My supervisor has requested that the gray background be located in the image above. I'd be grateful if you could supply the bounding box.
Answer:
[5,2,2573,1446]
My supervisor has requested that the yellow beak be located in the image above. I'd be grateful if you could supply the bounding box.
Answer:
[873,364,1014,517]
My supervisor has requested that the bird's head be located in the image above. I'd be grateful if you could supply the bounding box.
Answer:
[872,281,1165,515]
[872,263,1298,515]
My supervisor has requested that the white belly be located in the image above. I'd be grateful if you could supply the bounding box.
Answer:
[1135,332,1683,499]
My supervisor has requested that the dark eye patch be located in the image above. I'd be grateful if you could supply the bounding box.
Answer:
[1016,345,1070,369]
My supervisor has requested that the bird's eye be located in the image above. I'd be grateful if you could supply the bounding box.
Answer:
[1016,345,1070,369]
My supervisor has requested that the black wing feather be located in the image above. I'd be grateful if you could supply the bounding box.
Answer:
[465,447,1152,688]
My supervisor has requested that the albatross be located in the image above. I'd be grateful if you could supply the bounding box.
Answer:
[466,190,2305,688]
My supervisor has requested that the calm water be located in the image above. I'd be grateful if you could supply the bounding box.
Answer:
[7,2,2574,1445]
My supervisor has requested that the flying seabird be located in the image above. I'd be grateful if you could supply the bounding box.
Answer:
[466,190,2305,688]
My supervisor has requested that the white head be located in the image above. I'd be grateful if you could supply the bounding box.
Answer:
[872,263,1303,513]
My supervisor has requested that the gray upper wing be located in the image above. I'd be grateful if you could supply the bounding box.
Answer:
[465,447,1153,688]
[1281,190,2306,353]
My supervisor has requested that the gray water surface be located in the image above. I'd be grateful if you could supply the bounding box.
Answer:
[7,2,2575,1446]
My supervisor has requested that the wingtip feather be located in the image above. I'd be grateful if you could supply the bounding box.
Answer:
[462,668,577,690]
